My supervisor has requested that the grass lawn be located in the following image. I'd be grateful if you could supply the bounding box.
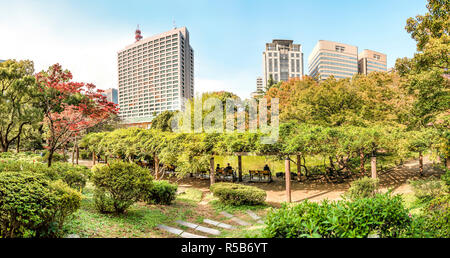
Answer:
[63,182,271,238]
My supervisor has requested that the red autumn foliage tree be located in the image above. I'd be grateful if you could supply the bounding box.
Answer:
[35,64,118,166]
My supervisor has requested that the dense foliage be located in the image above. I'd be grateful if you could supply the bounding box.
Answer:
[263,193,411,238]
[144,180,178,205]
[210,183,266,206]
[0,172,81,238]
[346,177,380,200]
[92,160,153,213]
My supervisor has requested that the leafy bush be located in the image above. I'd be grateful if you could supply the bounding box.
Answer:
[210,183,266,206]
[410,177,445,204]
[93,188,115,214]
[441,169,450,188]
[263,193,411,238]
[0,172,81,238]
[403,194,450,238]
[346,177,379,200]
[144,180,178,205]
[0,158,90,190]
[92,161,153,213]
[40,150,66,163]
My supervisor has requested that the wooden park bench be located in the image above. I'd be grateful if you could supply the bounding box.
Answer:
[249,170,273,183]
[216,168,236,182]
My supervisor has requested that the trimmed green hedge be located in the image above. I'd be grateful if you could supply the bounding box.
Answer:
[145,180,178,205]
[263,193,411,238]
[0,172,81,238]
[210,183,266,206]
[0,158,90,190]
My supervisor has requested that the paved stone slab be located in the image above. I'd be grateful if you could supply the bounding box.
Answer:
[217,222,235,229]
[203,219,235,229]
[175,220,221,235]
[231,217,251,226]
[157,224,183,235]
[196,225,221,235]
[220,211,234,218]
[175,220,198,229]
[246,210,261,220]
[203,218,220,226]
[180,232,207,238]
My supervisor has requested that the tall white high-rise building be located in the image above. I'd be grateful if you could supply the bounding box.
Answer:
[262,40,304,88]
[117,26,194,128]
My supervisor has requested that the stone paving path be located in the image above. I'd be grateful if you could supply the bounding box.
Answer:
[175,220,221,235]
[158,210,265,238]
[220,211,251,226]
[157,224,207,238]
[203,219,235,229]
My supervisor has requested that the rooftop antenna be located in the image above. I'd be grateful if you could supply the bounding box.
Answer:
[173,19,177,29]
[135,24,143,42]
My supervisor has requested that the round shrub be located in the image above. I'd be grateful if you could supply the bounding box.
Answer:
[92,161,153,214]
[210,183,266,206]
[410,177,445,204]
[144,180,178,205]
[263,193,411,238]
[347,177,379,200]
[0,172,81,238]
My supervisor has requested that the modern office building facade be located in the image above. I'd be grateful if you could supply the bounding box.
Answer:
[262,40,304,88]
[103,88,119,104]
[358,49,387,75]
[308,40,358,80]
[117,26,194,128]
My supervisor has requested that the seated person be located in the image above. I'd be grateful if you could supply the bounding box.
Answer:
[224,163,233,173]
[263,164,270,172]
[216,164,221,172]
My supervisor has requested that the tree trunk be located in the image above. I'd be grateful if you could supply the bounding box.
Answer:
[285,157,291,203]
[371,153,377,179]
[154,156,160,180]
[210,157,215,185]
[238,155,242,182]
[47,149,54,167]
[72,144,76,165]
[16,135,20,153]
[92,151,96,165]
[446,155,450,170]
[76,145,79,165]
[419,151,424,176]
[297,154,302,182]
[360,149,366,176]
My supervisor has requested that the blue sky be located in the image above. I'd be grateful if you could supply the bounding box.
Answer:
[0,0,428,98]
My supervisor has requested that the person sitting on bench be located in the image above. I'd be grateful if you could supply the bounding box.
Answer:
[263,164,270,172]
[216,164,221,172]
[224,163,233,173]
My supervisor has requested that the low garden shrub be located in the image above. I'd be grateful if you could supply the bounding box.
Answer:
[144,180,178,205]
[346,177,379,200]
[410,177,445,204]
[263,192,411,238]
[92,160,153,213]
[0,172,81,238]
[0,157,90,191]
[210,183,266,206]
